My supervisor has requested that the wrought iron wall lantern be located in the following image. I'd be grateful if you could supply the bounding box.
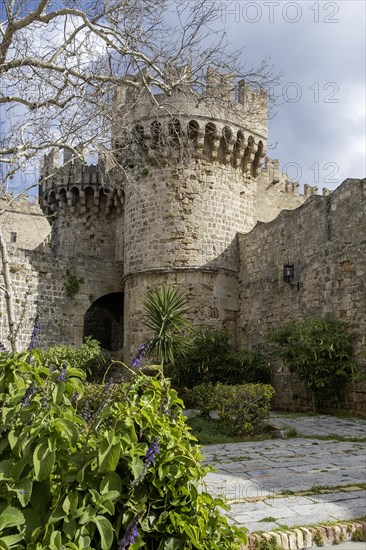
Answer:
[283,262,300,291]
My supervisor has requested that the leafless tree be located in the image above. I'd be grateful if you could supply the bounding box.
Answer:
[1,0,279,179]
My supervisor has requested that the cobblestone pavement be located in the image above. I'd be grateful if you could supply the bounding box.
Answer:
[202,414,366,533]
[270,413,366,439]
[323,545,366,550]
[323,544,366,550]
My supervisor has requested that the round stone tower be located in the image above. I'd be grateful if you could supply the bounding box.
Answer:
[113,69,268,355]
[39,149,124,262]
[38,68,268,358]
[39,149,125,352]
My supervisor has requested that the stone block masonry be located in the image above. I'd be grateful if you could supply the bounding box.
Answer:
[0,245,122,351]
[124,161,255,274]
[238,177,366,358]
[238,177,366,415]
[123,268,239,361]
[0,195,50,250]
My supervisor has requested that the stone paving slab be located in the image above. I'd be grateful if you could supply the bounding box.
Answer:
[270,413,366,438]
[323,544,366,550]
[202,414,366,533]
[225,491,366,532]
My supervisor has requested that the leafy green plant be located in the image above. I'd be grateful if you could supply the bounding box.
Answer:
[142,285,190,368]
[269,316,356,408]
[0,350,247,549]
[285,427,298,438]
[189,382,274,436]
[189,383,216,418]
[171,328,271,389]
[64,269,84,299]
[313,531,324,547]
[77,382,126,418]
[352,529,366,542]
[256,536,284,550]
[40,337,106,381]
[214,383,274,436]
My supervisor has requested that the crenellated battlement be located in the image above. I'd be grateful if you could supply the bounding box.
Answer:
[39,149,124,220]
[112,67,268,177]
[115,67,267,126]
[114,116,266,178]
[259,157,331,198]
[256,157,333,223]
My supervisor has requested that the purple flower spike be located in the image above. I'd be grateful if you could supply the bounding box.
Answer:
[21,382,35,407]
[131,340,151,369]
[160,397,168,413]
[55,365,67,383]
[119,518,139,549]
[28,318,41,351]
[71,391,79,402]
[81,405,90,420]
[145,437,160,466]
[103,379,114,393]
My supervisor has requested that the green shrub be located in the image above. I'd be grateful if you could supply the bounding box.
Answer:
[269,316,356,408]
[0,350,247,549]
[235,348,272,384]
[189,383,216,418]
[214,383,274,436]
[352,529,366,542]
[77,382,126,419]
[171,328,271,388]
[64,269,84,299]
[189,382,274,436]
[256,536,284,550]
[40,337,107,381]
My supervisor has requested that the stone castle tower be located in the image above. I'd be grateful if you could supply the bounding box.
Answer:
[38,69,315,356]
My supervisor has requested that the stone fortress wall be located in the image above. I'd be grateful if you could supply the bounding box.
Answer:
[257,157,327,223]
[0,68,364,413]
[237,177,366,414]
[238,178,366,354]
[0,194,50,250]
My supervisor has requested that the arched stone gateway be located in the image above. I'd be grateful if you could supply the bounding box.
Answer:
[83,292,124,352]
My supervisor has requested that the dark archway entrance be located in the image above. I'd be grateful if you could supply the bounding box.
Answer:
[84,292,124,351]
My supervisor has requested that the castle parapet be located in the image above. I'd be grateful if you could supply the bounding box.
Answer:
[259,157,332,200]
[39,149,124,219]
[304,183,318,196]
[113,116,266,179]
[112,68,268,172]
[256,157,333,223]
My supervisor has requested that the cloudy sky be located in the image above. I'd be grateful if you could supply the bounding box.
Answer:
[211,0,365,190]
[3,0,364,196]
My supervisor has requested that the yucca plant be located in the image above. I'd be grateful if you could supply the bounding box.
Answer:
[142,285,190,368]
